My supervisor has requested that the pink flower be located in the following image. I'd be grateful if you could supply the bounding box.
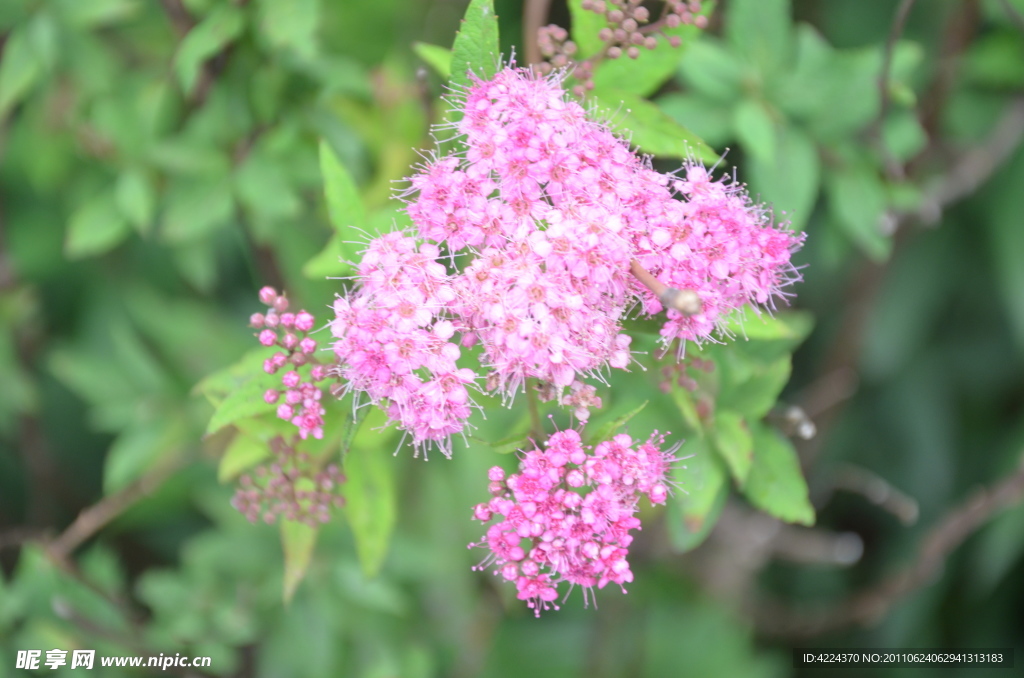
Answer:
[469,427,680,614]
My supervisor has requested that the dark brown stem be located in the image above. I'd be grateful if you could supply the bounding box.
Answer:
[751,461,1024,638]
[46,460,182,560]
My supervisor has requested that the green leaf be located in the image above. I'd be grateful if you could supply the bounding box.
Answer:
[53,0,141,28]
[668,436,728,552]
[104,418,183,493]
[344,409,397,577]
[235,152,302,223]
[657,92,734,149]
[826,163,891,260]
[161,176,235,243]
[733,98,776,164]
[591,87,718,163]
[586,400,649,446]
[725,0,792,75]
[64,190,132,259]
[200,349,280,434]
[567,0,607,58]
[256,0,319,60]
[174,5,246,93]
[676,39,747,104]
[218,432,271,482]
[319,139,366,233]
[670,383,704,434]
[776,26,878,140]
[746,123,819,231]
[281,519,318,603]
[882,109,928,162]
[412,42,452,80]
[743,422,814,525]
[115,168,156,234]
[718,354,791,419]
[449,0,499,93]
[710,410,754,485]
[721,306,814,345]
[0,24,42,117]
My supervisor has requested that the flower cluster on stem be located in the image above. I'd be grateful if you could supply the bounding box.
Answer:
[252,286,327,440]
[326,66,803,454]
[470,428,679,615]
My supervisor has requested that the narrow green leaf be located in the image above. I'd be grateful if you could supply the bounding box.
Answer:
[344,409,397,577]
[710,410,754,485]
[591,87,718,163]
[412,42,452,80]
[281,519,318,603]
[0,24,41,117]
[668,436,728,552]
[744,422,814,525]
[318,139,366,274]
[733,98,776,164]
[115,168,156,234]
[449,0,499,93]
[218,432,271,482]
[174,5,245,93]
[64,191,132,259]
[586,400,648,446]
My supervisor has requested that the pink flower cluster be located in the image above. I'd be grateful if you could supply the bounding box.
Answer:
[470,429,678,615]
[329,233,475,457]
[329,65,802,453]
[252,287,326,440]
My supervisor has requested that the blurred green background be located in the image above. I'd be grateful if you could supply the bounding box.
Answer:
[1,0,1023,675]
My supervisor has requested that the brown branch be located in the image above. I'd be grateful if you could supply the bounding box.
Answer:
[872,0,918,180]
[46,460,183,561]
[523,0,553,66]
[831,463,919,526]
[750,460,1024,638]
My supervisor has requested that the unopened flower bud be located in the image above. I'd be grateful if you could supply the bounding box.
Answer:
[258,286,277,306]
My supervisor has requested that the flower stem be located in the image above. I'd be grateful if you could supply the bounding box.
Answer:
[629,259,703,315]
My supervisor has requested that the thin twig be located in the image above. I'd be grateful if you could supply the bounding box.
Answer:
[46,460,183,561]
[873,0,918,180]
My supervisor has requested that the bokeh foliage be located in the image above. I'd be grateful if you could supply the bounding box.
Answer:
[1,0,1023,676]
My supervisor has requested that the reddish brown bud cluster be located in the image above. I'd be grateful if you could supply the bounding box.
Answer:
[232,437,346,527]
[536,0,708,96]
